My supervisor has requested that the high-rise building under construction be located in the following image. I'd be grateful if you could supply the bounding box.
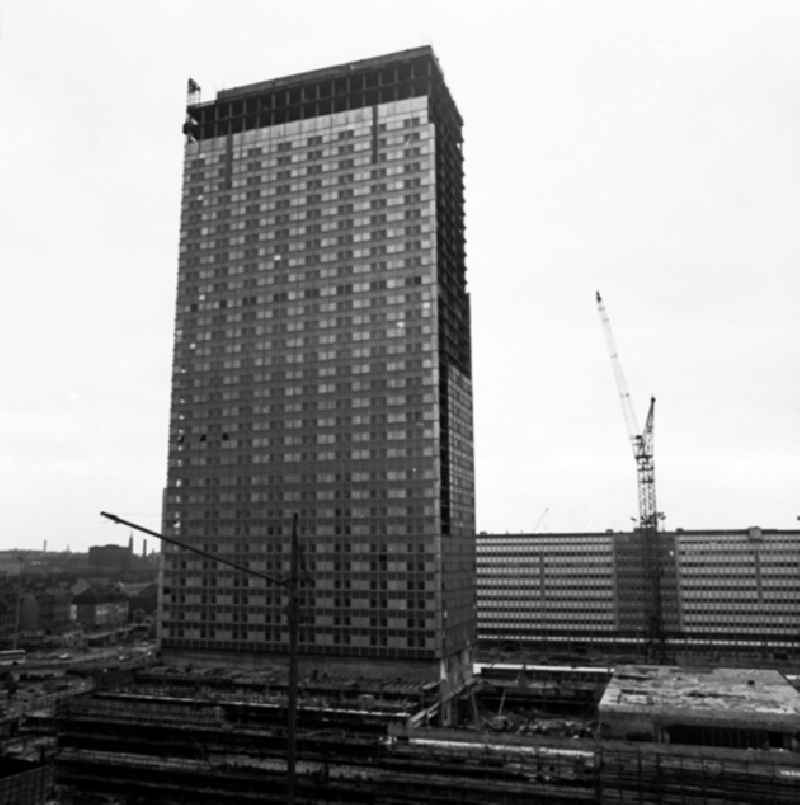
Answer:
[161,47,474,685]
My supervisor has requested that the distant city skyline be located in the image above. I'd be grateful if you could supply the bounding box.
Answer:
[2,0,799,551]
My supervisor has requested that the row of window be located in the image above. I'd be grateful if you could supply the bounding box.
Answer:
[165,566,433,581]
[179,316,430,344]
[186,154,430,192]
[187,113,427,164]
[175,357,429,378]
[164,536,430,548]
[170,522,439,540]
[477,546,614,554]
[177,486,436,501]
[187,117,423,165]
[184,192,431,224]
[164,629,433,648]
[181,423,432,441]
[177,326,429,349]
[183,223,430,253]
[187,206,423,235]
[478,582,614,590]
[171,470,437,487]
[163,594,433,610]
[173,389,434,409]
[174,363,430,385]
[165,603,432,620]
[179,451,437,467]
[177,338,431,366]
[182,179,430,218]
[181,273,427,299]
[479,609,615,619]
[177,359,432,378]
[170,508,436,522]
[179,266,434,294]
[176,302,433,332]
[178,274,429,303]
[190,133,424,172]
[179,411,431,427]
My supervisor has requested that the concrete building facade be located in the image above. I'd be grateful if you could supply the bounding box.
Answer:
[162,47,474,683]
[477,528,800,650]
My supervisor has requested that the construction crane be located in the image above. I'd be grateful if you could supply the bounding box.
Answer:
[595,291,658,532]
[595,291,663,650]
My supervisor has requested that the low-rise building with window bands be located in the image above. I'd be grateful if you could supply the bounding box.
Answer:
[477,527,800,653]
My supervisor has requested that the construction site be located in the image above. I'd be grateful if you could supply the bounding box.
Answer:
[0,286,793,804]
[49,660,800,803]
[44,291,800,803]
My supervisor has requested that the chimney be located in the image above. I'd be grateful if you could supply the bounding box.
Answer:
[143,539,148,558]
[128,534,134,553]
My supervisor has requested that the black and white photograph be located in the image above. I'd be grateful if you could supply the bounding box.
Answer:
[1,1,799,802]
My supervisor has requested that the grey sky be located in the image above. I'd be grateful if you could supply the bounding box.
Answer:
[1,1,798,551]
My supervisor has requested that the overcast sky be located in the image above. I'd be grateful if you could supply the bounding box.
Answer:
[1,1,798,552]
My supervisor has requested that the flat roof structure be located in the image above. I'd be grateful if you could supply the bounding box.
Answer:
[599,665,800,748]
[185,46,463,141]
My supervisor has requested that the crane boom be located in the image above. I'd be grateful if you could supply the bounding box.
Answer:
[595,291,659,529]
[595,291,640,448]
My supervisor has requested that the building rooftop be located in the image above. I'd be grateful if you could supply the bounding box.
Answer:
[478,528,800,540]
[599,665,800,729]
[183,45,462,141]
[216,46,439,102]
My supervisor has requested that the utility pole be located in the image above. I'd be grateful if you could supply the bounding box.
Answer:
[100,511,301,802]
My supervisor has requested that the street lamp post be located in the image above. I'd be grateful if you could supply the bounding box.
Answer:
[100,510,300,804]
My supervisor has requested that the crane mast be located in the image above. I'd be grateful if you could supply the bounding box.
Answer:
[595,291,662,651]
[637,397,657,533]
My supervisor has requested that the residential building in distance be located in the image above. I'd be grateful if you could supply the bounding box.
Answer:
[17,585,72,635]
[477,527,800,658]
[88,544,133,574]
[73,587,129,630]
[162,47,474,688]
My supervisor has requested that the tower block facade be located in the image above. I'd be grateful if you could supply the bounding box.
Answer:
[162,47,474,686]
